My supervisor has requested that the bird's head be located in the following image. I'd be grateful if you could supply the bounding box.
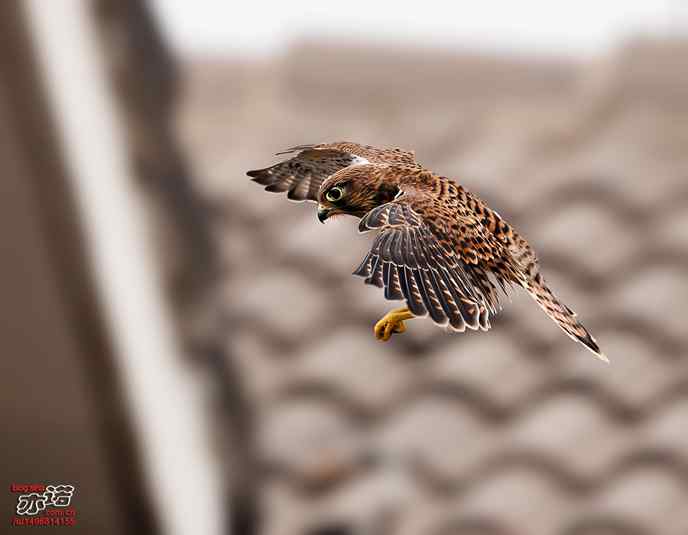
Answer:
[316,164,400,223]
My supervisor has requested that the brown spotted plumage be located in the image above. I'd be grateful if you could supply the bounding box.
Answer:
[247,142,417,202]
[248,144,607,362]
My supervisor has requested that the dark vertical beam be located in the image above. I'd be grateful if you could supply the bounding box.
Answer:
[0,2,160,534]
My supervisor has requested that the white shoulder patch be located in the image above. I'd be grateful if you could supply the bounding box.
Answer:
[349,155,370,166]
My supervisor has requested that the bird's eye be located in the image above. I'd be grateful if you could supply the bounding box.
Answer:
[326,186,344,202]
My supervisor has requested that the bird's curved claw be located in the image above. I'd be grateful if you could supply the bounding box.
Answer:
[374,308,411,341]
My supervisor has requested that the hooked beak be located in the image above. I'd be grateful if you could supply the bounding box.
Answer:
[317,204,331,224]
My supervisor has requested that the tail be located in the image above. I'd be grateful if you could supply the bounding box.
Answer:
[525,273,608,363]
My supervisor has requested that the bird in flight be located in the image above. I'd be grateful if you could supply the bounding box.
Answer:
[247,142,607,362]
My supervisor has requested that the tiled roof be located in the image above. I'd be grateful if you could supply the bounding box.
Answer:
[180,39,688,535]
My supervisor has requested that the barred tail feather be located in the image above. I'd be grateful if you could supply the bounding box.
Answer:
[525,275,608,363]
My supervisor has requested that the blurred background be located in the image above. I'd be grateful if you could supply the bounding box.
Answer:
[2,1,688,534]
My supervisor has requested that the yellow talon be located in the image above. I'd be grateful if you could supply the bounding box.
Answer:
[374,306,415,341]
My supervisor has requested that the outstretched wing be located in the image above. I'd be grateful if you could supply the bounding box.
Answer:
[247,145,369,202]
[354,197,500,332]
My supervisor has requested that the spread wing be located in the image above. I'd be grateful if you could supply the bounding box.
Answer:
[246,145,369,202]
[354,196,502,332]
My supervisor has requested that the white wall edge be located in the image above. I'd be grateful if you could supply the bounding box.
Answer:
[23,2,222,534]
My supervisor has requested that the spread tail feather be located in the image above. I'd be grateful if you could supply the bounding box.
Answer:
[525,275,608,363]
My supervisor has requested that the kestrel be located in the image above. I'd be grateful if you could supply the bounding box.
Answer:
[248,142,607,362]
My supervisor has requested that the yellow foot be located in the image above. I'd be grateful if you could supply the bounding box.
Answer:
[374,307,414,342]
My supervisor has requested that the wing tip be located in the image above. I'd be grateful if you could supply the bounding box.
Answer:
[364,277,384,289]
[275,144,316,156]
[247,168,275,187]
